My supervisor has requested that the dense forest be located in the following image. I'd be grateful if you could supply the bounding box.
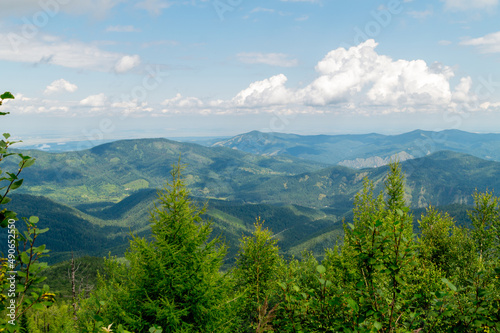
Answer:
[1,93,500,332]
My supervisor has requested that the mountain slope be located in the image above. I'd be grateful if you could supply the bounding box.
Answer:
[212,129,500,167]
[9,138,326,204]
[230,151,500,208]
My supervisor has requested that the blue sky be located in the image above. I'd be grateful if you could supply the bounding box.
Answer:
[1,0,500,145]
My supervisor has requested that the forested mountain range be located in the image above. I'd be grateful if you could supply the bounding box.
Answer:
[212,129,500,168]
[3,138,495,264]
[10,135,500,209]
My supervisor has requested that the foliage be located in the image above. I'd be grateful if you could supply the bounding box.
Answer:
[0,92,54,332]
[81,162,233,332]
[469,190,500,261]
[232,218,282,332]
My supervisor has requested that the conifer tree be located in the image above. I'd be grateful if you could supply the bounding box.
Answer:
[233,219,281,332]
[92,162,232,332]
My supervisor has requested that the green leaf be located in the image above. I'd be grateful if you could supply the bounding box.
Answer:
[20,252,30,264]
[396,208,404,217]
[1,92,14,100]
[35,227,49,235]
[10,179,23,190]
[346,298,359,312]
[29,216,39,224]
[441,278,457,292]
[1,197,11,204]
[316,265,326,274]
[32,302,45,310]
[3,133,10,139]
[20,158,36,169]
[373,321,382,330]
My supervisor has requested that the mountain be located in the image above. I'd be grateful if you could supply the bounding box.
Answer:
[4,149,495,265]
[1,192,344,265]
[211,129,500,168]
[9,134,500,210]
[0,194,134,263]
[9,138,326,204]
[235,150,500,208]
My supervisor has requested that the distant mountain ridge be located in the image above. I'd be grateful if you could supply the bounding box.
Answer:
[211,129,500,168]
[9,135,500,210]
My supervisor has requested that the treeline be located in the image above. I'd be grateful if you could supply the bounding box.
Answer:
[1,161,497,332]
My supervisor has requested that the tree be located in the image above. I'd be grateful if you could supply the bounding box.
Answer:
[232,218,282,332]
[417,206,477,282]
[89,162,233,332]
[468,190,500,262]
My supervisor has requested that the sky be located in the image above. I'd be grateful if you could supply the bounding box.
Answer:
[1,0,500,146]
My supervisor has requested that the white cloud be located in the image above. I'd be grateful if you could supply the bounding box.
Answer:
[1,0,123,17]
[80,93,108,107]
[4,40,484,117]
[135,0,173,15]
[439,40,452,46]
[460,31,500,54]
[142,40,179,48]
[452,76,475,103]
[0,32,140,73]
[162,93,203,107]
[106,25,141,32]
[232,74,293,106]
[232,40,474,112]
[480,101,500,110]
[114,55,141,73]
[442,0,498,10]
[250,7,275,13]
[408,8,433,19]
[44,79,78,95]
[237,52,299,67]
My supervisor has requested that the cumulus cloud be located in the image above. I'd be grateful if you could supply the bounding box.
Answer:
[162,93,203,107]
[441,0,498,10]
[0,32,141,73]
[232,74,293,106]
[44,79,78,95]
[80,93,108,107]
[114,55,141,73]
[237,52,299,67]
[460,31,500,54]
[5,40,484,117]
[452,77,475,103]
[232,40,474,111]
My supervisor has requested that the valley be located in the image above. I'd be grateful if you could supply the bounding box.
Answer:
[5,130,498,264]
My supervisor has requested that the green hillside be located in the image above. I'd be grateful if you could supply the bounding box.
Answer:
[212,129,500,167]
[236,151,500,208]
[9,138,326,204]
[2,192,344,265]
